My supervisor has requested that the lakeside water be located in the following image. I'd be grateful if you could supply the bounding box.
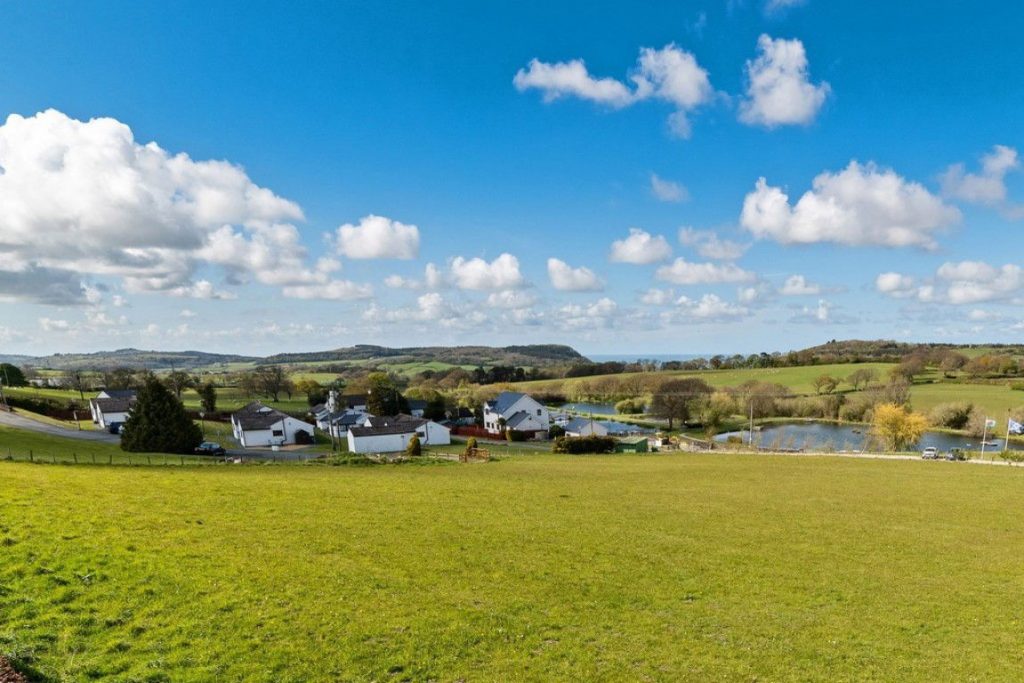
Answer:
[558,402,628,416]
[715,421,1023,453]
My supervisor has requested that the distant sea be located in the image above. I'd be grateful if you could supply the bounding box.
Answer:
[587,353,708,363]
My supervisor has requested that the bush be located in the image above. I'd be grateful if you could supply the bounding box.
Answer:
[506,429,528,442]
[929,402,973,430]
[615,399,644,414]
[405,434,422,457]
[839,397,873,422]
[552,435,617,454]
[548,425,565,439]
[463,437,478,458]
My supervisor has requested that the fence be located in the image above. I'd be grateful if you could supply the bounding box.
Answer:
[0,449,284,467]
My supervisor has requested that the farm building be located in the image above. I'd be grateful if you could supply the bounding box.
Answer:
[231,402,313,448]
[614,436,650,453]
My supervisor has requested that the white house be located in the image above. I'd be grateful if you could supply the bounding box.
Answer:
[324,410,372,439]
[348,414,451,453]
[483,392,549,439]
[89,390,137,429]
[564,417,609,437]
[231,402,313,448]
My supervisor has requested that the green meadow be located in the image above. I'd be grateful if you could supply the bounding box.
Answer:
[3,454,1024,681]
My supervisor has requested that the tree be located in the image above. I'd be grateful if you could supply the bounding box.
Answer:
[649,378,713,430]
[890,356,926,382]
[120,377,203,454]
[198,382,217,413]
[846,368,877,391]
[871,403,927,452]
[164,370,194,399]
[813,375,839,394]
[365,372,409,416]
[294,379,326,406]
[0,363,27,387]
[405,434,422,457]
[939,352,968,377]
[103,366,138,390]
[254,365,291,402]
[64,369,89,401]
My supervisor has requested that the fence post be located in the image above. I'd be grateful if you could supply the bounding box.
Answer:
[147,455,151,465]
[29,450,33,462]
[73,452,77,464]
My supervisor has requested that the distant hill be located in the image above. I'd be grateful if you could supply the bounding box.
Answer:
[792,339,1024,362]
[261,344,588,368]
[10,348,259,371]
[7,344,587,371]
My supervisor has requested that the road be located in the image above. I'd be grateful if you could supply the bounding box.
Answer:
[0,409,119,443]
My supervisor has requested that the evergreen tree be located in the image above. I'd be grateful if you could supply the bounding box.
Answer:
[121,377,203,454]
[0,363,27,387]
[198,382,218,413]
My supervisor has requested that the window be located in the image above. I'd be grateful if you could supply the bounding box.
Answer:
[272,429,283,437]
[537,409,541,416]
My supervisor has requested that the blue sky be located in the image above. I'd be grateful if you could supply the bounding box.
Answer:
[0,0,1022,356]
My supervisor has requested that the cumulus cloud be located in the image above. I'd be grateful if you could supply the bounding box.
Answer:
[741,161,960,248]
[334,214,421,259]
[282,279,374,301]
[650,173,689,202]
[0,264,87,305]
[556,297,621,330]
[486,289,537,309]
[640,288,675,305]
[876,261,1024,305]
[779,274,821,295]
[0,109,350,302]
[739,35,829,128]
[789,298,835,323]
[450,253,525,290]
[655,257,756,285]
[675,293,749,321]
[383,263,446,291]
[678,227,749,260]
[609,228,672,264]
[547,258,603,291]
[514,44,714,138]
[940,145,1024,218]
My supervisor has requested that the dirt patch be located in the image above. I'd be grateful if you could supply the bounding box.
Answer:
[0,656,27,683]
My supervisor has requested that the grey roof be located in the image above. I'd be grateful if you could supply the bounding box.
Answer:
[91,397,135,414]
[236,401,270,414]
[373,414,428,428]
[99,389,137,399]
[310,403,327,414]
[350,423,417,437]
[565,417,603,433]
[506,410,538,429]
[487,391,527,415]
[234,409,293,431]
[329,411,366,426]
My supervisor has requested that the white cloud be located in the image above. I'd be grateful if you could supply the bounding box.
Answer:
[779,274,821,295]
[876,261,1024,305]
[741,161,960,248]
[179,308,197,318]
[515,44,713,138]
[940,145,1024,217]
[789,298,834,323]
[655,258,756,285]
[556,297,621,330]
[737,282,774,304]
[764,0,807,15]
[450,253,525,291]
[487,289,537,309]
[39,317,70,332]
[334,214,420,259]
[282,280,373,301]
[675,293,749,321]
[0,109,357,302]
[678,227,749,260]
[739,35,829,128]
[640,288,675,305]
[875,272,917,297]
[650,173,689,203]
[547,258,603,291]
[609,228,672,264]
[383,263,446,291]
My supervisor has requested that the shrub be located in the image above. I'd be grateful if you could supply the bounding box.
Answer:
[548,425,565,439]
[929,402,973,430]
[506,429,528,442]
[405,435,422,457]
[552,435,617,454]
[463,436,478,458]
[839,397,873,422]
[615,399,644,414]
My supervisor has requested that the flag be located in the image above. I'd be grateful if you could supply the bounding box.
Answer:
[985,418,997,429]
[1010,418,1024,435]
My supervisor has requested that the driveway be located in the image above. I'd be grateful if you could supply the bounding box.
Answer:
[0,409,120,443]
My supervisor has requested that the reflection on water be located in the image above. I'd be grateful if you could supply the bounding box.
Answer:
[714,421,1023,452]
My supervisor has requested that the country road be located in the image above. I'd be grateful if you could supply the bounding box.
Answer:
[0,409,119,443]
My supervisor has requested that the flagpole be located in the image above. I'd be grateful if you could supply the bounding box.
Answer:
[981,419,988,459]
[1006,410,1011,453]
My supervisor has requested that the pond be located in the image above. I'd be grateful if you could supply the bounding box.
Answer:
[714,421,1024,453]
[556,402,624,416]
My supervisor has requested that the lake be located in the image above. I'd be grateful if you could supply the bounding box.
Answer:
[557,402,625,416]
[714,421,1024,453]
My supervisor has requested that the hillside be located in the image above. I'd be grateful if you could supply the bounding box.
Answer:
[8,348,259,371]
[261,344,587,368]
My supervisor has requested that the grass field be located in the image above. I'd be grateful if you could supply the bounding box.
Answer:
[3,454,1024,681]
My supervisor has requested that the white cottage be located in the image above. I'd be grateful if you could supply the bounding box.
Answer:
[89,390,137,429]
[348,415,451,453]
[564,417,609,437]
[483,392,549,439]
[231,402,312,448]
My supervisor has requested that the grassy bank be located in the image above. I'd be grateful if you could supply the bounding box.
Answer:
[3,455,1024,680]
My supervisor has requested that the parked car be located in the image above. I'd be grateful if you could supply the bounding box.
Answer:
[946,448,966,461]
[921,447,938,459]
[194,442,226,456]
[107,422,124,435]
